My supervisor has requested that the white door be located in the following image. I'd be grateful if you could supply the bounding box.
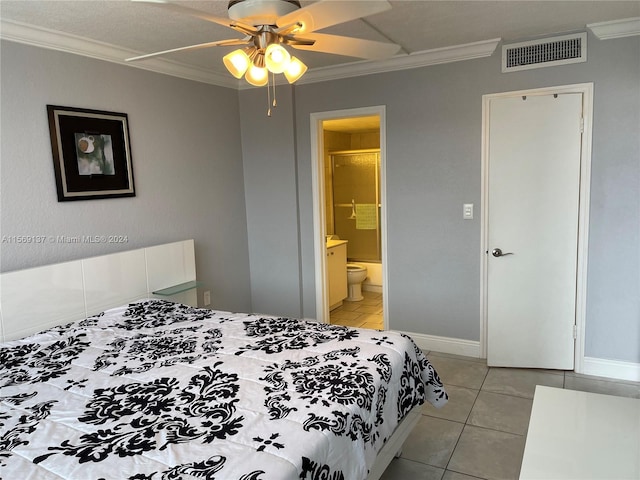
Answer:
[487,93,583,369]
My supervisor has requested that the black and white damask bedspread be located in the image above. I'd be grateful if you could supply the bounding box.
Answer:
[0,300,447,480]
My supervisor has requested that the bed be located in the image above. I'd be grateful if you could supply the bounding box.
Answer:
[0,240,447,479]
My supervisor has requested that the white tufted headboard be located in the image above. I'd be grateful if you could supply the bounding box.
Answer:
[0,239,196,342]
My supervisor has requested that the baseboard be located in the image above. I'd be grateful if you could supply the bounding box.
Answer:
[362,284,382,294]
[582,356,640,382]
[401,331,481,358]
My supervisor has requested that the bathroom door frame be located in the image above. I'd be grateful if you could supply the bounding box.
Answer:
[310,105,389,327]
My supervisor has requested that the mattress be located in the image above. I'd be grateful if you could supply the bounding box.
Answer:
[0,300,447,479]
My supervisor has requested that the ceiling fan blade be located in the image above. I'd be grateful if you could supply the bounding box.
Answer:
[277,0,392,34]
[132,0,257,36]
[125,38,251,62]
[291,33,400,60]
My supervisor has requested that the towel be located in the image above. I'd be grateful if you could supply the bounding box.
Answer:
[355,204,377,229]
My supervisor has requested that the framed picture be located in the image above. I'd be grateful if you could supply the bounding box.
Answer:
[47,105,135,201]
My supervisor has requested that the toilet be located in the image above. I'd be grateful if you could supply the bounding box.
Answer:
[346,263,368,301]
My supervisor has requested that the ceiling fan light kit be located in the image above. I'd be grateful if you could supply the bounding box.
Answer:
[245,63,269,86]
[223,48,252,78]
[128,0,399,114]
[283,56,307,83]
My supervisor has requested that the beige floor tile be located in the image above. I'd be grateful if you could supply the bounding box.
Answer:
[427,355,489,390]
[481,367,564,399]
[334,302,361,312]
[379,458,444,480]
[563,374,640,399]
[354,304,383,314]
[360,322,383,330]
[422,384,479,423]
[467,391,533,435]
[447,425,526,480]
[331,317,365,328]
[360,313,383,323]
[400,416,463,468]
[355,297,382,306]
[330,310,362,321]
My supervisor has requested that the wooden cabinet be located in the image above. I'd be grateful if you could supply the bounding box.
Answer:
[327,242,348,309]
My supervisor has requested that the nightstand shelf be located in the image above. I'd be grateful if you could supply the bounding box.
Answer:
[152,280,202,296]
[152,280,202,307]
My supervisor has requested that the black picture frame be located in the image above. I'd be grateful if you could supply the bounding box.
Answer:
[47,105,135,201]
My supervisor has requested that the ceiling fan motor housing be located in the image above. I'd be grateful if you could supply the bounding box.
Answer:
[228,0,301,25]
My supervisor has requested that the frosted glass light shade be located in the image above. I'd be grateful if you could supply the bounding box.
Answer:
[245,64,268,86]
[265,44,291,74]
[283,56,308,83]
[223,49,251,79]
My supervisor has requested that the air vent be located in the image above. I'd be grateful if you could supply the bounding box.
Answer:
[502,33,587,73]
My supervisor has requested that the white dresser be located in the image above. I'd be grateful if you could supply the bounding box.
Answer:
[520,385,640,480]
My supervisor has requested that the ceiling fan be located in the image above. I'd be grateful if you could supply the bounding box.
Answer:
[126,0,401,86]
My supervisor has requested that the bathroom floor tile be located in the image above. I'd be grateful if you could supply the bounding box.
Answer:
[332,317,365,328]
[330,310,362,321]
[357,297,383,306]
[361,322,384,330]
[334,302,361,312]
[467,391,533,435]
[481,368,564,399]
[447,425,526,480]
[354,304,383,314]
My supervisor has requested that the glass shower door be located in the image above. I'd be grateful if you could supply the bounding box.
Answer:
[331,150,381,262]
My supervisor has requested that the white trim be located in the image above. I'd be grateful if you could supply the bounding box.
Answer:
[0,19,238,88]
[310,106,388,328]
[402,331,481,358]
[588,17,640,40]
[583,357,640,382]
[480,83,593,372]
[1,19,497,89]
[298,38,500,85]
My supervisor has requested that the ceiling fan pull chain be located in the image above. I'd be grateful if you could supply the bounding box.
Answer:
[272,71,277,108]
[267,72,272,117]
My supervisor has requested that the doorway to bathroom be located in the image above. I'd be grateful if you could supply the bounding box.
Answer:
[310,106,388,330]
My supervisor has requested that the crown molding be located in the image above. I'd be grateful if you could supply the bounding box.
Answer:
[0,19,239,89]
[1,19,499,89]
[296,38,501,85]
[587,17,640,40]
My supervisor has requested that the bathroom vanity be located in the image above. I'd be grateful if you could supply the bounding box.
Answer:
[327,239,348,310]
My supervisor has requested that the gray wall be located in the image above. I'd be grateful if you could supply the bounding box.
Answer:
[2,31,638,364]
[241,32,640,363]
[1,41,252,313]
[238,85,304,317]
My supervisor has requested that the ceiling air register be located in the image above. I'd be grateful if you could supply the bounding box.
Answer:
[502,33,587,73]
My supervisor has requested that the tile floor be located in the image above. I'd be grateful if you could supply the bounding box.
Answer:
[331,293,640,480]
[380,352,640,480]
[330,290,383,330]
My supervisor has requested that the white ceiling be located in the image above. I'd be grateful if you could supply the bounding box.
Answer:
[1,1,639,89]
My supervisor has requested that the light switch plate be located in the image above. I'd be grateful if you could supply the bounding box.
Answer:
[463,203,474,219]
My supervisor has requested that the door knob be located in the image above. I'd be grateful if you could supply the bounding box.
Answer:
[492,248,514,257]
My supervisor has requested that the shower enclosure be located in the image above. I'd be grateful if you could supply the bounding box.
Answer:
[330,149,381,262]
